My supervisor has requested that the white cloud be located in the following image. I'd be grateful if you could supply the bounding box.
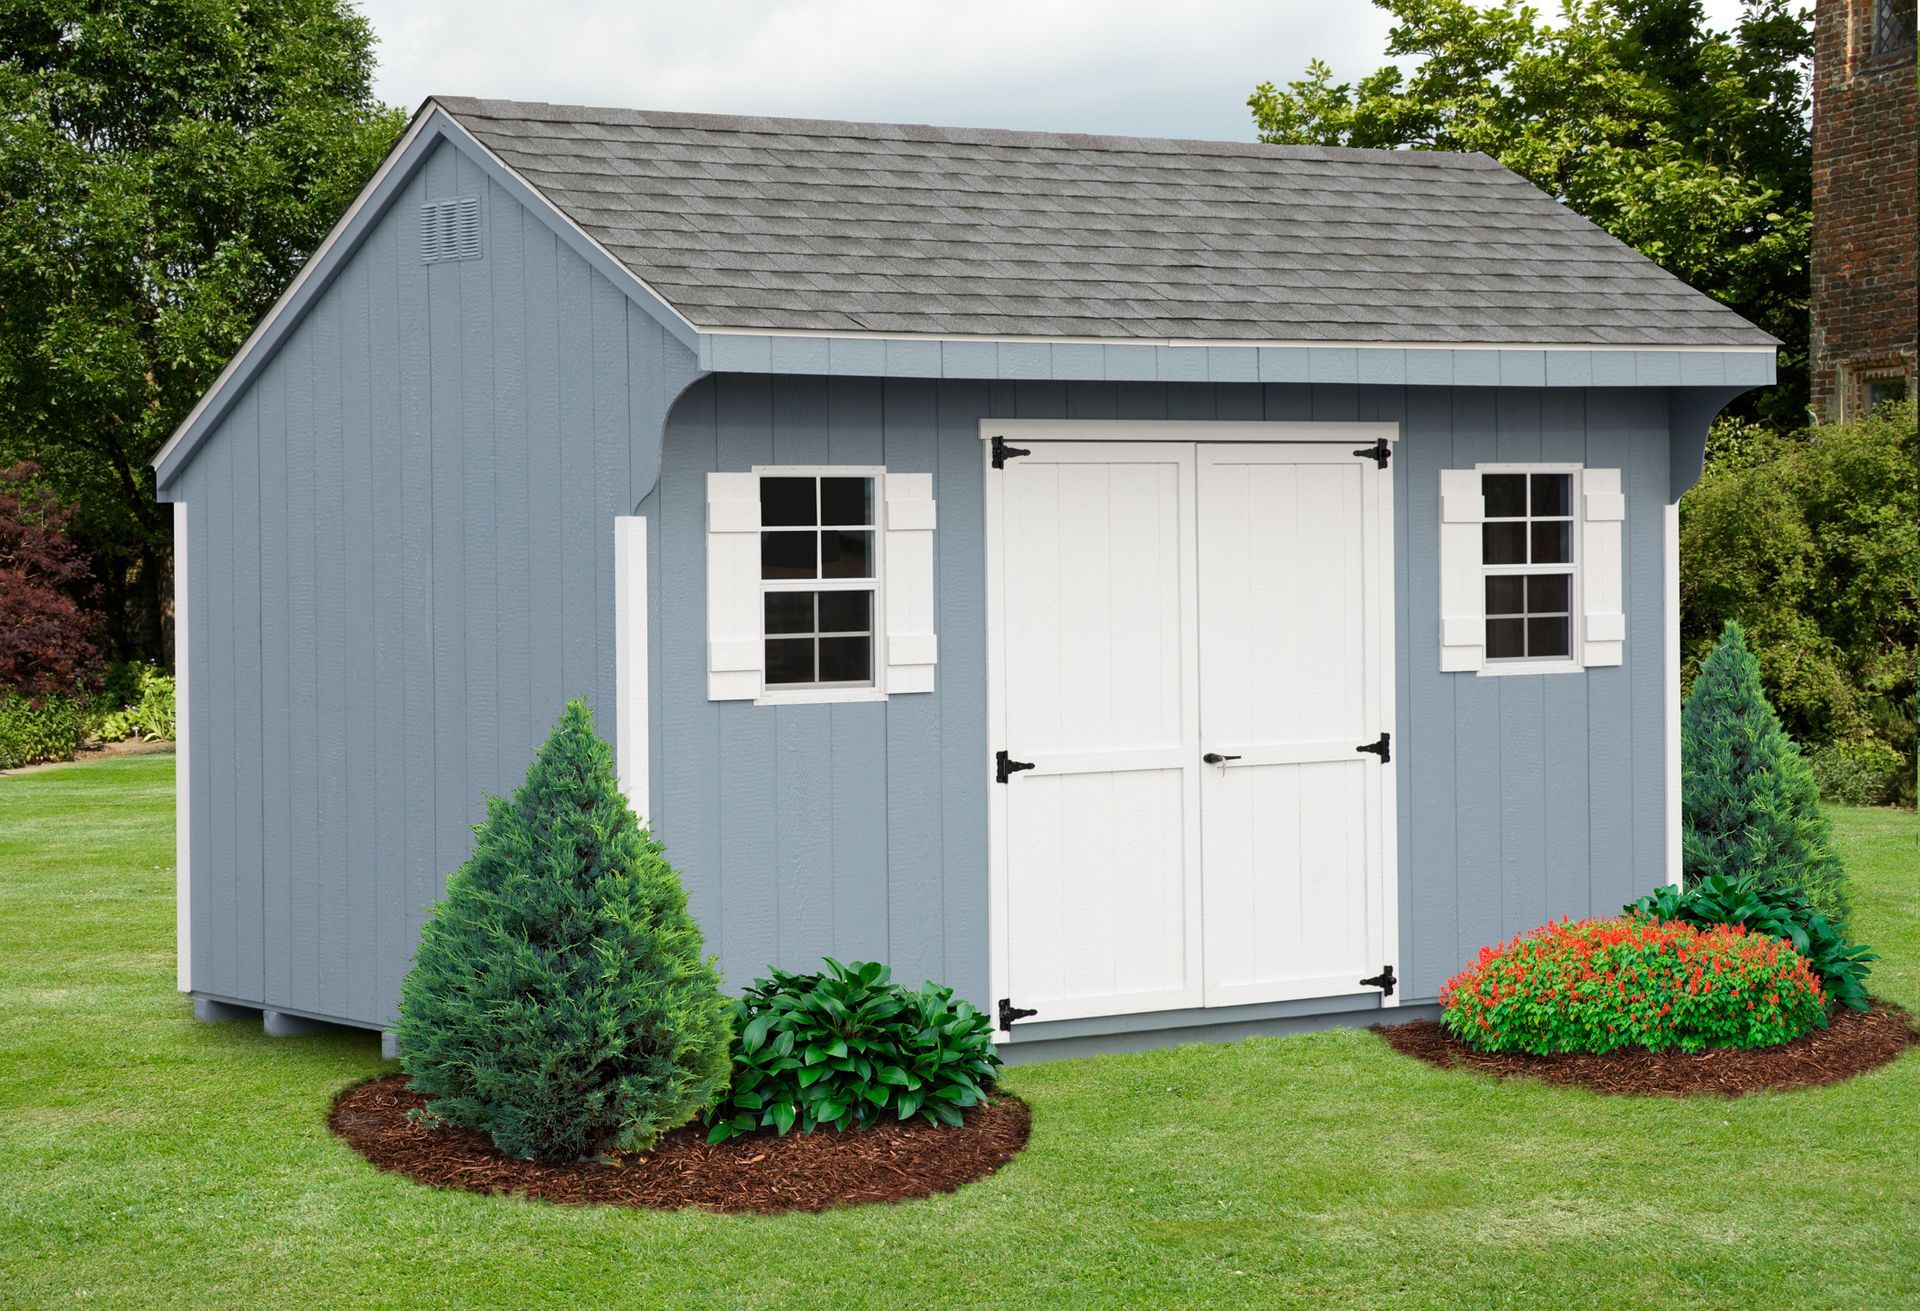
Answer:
[355,0,1766,143]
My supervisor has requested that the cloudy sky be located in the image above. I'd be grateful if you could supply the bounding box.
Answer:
[355,0,1753,143]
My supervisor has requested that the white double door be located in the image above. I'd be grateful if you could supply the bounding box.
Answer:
[990,440,1396,1025]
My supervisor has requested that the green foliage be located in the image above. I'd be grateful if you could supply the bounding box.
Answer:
[704,958,1001,1144]
[1627,874,1877,1011]
[1805,739,1906,808]
[1683,401,1918,807]
[397,700,732,1161]
[0,1,407,657]
[1683,621,1851,924]
[1442,916,1826,1054]
[89,661,175,742]
[1249,0,1813,424]
[0,691,79,768]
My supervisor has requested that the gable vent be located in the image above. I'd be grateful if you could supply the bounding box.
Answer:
[420,197,482,264]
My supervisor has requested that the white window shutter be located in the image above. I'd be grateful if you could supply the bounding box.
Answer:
[882,472,938,694]
[1581,468,1626,667]
[1438,468,1485,672]
[706,472,762,700]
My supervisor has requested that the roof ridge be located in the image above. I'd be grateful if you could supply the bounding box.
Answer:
[427,95,1498,169]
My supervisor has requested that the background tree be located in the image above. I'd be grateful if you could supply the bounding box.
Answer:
[1683,401,1917,805]
[0,462,95,699]
[0,1,405,662]
[1249,0,1813,426]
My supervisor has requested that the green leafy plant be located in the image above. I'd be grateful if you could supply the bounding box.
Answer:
[705,958,1001,1144]
[1443,916,1826,1055]
[1627,875,1876,1012]
[0,692,79,769]
[1804,739,1906,809]
[397,699,732,1161]
[1683,620,1851,924]
[90,662,176,742]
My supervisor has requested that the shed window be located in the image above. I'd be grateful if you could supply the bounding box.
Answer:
[760,475,878,689]
[1481,472,1576,662]
[706,467,938,702]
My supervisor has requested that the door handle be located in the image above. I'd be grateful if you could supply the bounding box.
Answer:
[1202,753,1242,765]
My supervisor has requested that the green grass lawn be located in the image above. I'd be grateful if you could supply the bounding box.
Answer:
[2,753,1916,1310]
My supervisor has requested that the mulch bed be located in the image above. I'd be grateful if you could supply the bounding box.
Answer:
[1376,1001,1918,1097]
[329,1074,1030,1213]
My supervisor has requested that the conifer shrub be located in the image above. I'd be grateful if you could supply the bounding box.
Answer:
[1682,621,1850,925]
[397,700,732,1161]
[1442,917,1826,1055]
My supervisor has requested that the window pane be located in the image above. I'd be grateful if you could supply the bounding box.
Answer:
[1487,617,1526,659]
[1527,616,1570,658]
[1526,573,1570,613]
[761,530,817,579]
[819,477,873,526]
[821,530,874,579]
[765,591,814,635]
[1530,473,1572,517]
[1483,474,1526,519]
[817,589,872,633]
[1483,522,1527,565]
[760,476,817,527]
[818,636,873,684]
[1530,521,1572,564]
[765,637,815,684]
[1486,575,1525,616]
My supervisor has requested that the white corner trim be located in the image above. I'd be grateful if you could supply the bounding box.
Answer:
[614,516,649,826]
[1665,499,1682,887]
[173,502,191,993]
[982,419,1399,444]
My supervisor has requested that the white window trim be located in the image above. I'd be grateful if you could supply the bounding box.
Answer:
[750,465,887,704]
[1476,462,1585,677]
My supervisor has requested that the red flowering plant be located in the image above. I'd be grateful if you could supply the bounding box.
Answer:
[1440,916,1825,1055]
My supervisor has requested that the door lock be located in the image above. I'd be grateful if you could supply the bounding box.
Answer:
[1202,752,1242,765]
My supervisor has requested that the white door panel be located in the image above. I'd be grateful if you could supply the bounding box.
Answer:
[1198,445,1389,1006]
[989,434,1396,1028]
[996,443,1204,1023]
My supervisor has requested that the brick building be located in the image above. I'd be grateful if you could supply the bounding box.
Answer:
[1811,0,1917,421]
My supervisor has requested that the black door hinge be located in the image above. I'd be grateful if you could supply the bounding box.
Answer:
[996,749,1036,784]
[1356,731,1391,763]
[991,435,1031,469]
[998,998,1038,1029]
[1360,965,1396,997]
[1352,437,1391,469]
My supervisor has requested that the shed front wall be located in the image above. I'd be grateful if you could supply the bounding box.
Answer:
[649,375,1675,1018]
[170,137,700,1027]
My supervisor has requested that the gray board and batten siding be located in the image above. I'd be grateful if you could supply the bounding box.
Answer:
[154,100,1766,1049]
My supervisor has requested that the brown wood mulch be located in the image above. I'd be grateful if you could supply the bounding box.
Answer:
[328,1073,1030,1213]
[1376,1001,1918,1097]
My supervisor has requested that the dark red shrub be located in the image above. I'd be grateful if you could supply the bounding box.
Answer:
[0,463,97,698]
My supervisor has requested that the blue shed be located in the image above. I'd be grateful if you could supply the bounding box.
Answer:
[153,98,1775,1061]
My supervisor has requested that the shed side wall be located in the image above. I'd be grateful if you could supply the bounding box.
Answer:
[177,138,699,1026]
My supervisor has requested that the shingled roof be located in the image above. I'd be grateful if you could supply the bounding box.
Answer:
[433,97,1772,350]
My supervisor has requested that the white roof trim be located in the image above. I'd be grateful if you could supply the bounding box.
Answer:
[697,324,1775,354]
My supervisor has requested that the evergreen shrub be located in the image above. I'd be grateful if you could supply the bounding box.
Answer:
[0,693,80,768]
[1682,621,1850,925]
[397,700,732,1161]
[1442,917,1825,1054]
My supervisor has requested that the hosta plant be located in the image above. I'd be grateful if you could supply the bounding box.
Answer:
[1442,916,1826,1055]
[1627,874,1876,1012]
[705,958,1001,1143]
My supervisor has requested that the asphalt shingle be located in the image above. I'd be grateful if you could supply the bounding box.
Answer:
[432,97,1775,349]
